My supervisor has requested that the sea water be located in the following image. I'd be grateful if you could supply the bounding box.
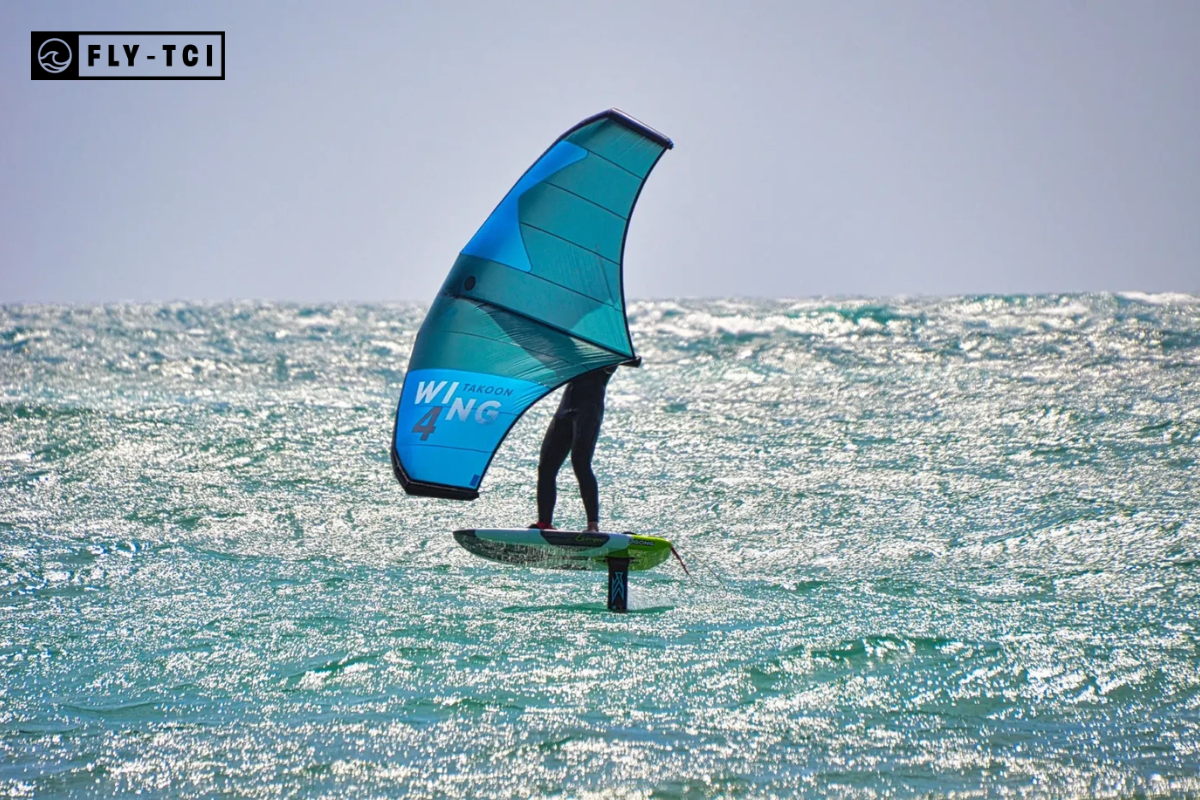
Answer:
[1,295,1198,798]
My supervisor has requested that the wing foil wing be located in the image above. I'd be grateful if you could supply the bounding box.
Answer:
[392,110,673,499]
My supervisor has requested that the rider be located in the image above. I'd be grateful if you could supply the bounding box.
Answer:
[530,365,618,532]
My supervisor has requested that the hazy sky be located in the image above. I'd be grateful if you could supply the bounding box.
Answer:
[2,1,1198,302]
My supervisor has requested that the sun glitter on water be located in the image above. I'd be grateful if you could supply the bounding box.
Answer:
[1,294,1198,798]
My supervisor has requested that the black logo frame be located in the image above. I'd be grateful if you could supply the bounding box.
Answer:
[31,32,225,80]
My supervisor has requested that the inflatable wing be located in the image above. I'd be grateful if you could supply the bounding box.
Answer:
[391,109,673,499]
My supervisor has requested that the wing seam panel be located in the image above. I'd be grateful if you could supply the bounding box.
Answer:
[539,180,630,221]
[478,255,624,311]
[576,148,642,179]
[423,325,595,367]
[518,222,619,267]
[457,295,633,360]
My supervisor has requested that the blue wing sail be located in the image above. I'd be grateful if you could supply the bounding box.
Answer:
[392,110,673,499]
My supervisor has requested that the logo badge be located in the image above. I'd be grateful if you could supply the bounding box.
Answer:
[37,38,72,73]
[32,32,224,80]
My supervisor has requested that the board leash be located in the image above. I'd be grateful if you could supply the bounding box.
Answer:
[669,545,691,576]
[670,545,730,594]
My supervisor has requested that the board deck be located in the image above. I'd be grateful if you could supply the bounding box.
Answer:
[453,528,673,572]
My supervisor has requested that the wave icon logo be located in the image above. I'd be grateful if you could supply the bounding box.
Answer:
[38,38,72,73]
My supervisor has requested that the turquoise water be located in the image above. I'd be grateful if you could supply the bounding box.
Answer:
[2,295,1198,798]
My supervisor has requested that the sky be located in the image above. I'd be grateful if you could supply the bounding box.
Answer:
[2,1,1198,303]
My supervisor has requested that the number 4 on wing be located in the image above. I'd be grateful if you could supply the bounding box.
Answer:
[412,406,442,441]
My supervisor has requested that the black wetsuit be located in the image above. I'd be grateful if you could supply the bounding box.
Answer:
[536,366,615,527]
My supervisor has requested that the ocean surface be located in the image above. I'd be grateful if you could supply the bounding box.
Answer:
[1,295,1198,798]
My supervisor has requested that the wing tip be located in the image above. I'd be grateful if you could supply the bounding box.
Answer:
[568,109,674,150]
[391,445,481,501]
